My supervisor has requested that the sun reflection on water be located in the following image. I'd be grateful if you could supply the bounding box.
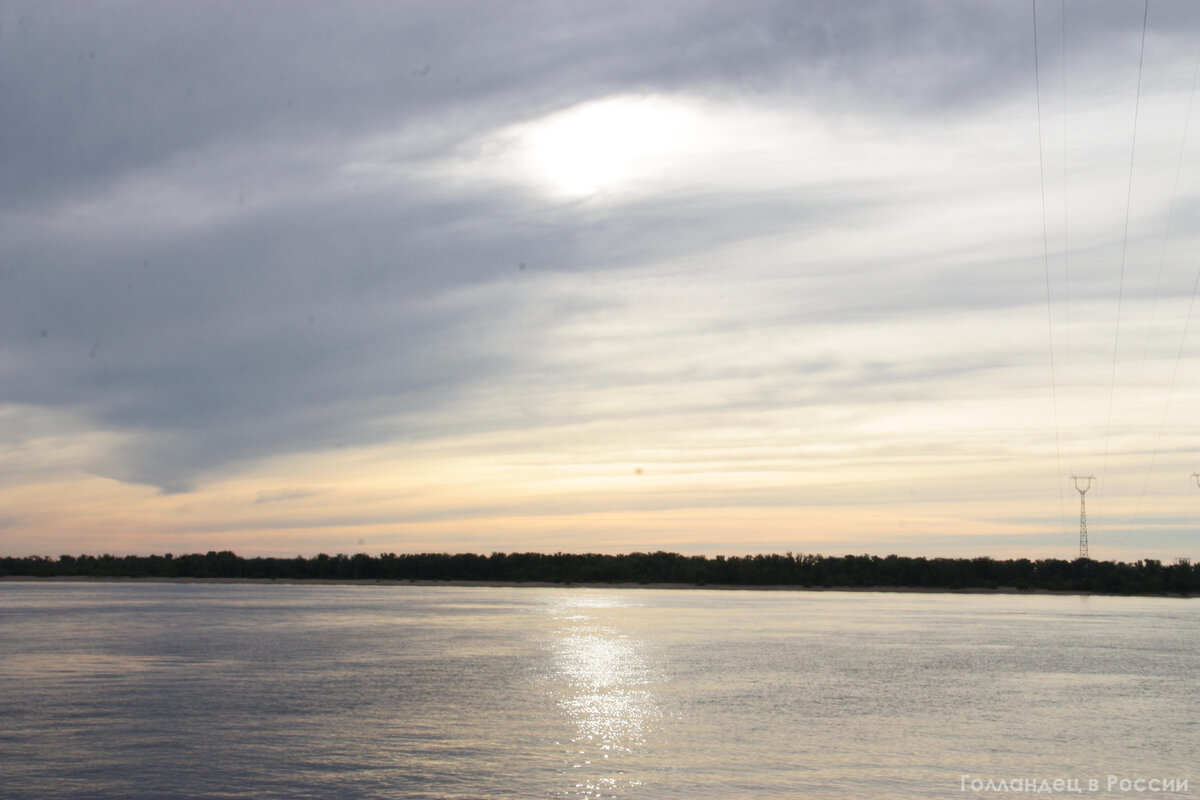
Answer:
[543,592,661,799]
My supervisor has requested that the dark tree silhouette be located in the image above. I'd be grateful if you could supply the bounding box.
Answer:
[2,551,1197,595]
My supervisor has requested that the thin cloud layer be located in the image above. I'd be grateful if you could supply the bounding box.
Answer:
[2,1,1199,558]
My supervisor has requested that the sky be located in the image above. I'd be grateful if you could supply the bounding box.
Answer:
[2,1,1200,561]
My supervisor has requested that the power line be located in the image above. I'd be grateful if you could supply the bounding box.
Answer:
[1033,0,1069,540]
[1129,41,1200,529]
[1060,0,1072,457]
[1098,0,1150,529]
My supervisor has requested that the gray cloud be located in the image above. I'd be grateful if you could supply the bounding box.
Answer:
[253,488,320,505]
[9,0,1174,208]
[2,0,1198,503]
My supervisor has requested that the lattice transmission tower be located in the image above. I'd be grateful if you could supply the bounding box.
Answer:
[1070,475,1096,560]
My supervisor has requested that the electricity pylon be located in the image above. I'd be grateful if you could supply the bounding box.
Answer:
[1070,475,1096,560]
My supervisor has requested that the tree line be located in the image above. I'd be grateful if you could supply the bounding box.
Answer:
[1,551,1197,595]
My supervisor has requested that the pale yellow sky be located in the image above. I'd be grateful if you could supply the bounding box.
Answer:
[3,3,1199,561]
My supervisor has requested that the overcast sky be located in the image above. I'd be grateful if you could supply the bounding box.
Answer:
[3,1,1199,560]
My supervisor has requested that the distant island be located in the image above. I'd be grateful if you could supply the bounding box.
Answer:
[2,551,1196,596]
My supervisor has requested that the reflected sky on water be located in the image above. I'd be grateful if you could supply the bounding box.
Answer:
[1,583,1197,799]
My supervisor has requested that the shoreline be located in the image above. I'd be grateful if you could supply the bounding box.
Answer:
[1,575,1189,597]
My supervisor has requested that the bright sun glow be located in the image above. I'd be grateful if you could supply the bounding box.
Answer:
[515,94,703,198]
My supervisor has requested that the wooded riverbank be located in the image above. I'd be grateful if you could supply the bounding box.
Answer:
[3,551,1196,596]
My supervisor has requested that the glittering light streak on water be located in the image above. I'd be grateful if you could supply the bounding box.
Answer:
[542,593,661,797]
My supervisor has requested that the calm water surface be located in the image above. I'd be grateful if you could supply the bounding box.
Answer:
[0,583,1196,799]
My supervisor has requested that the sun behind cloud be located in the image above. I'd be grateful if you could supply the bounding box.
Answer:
[512,94,706,198]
